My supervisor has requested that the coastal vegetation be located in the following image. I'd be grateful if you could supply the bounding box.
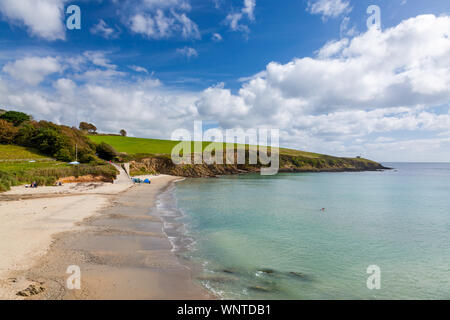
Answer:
[89,135,387,177]
[0,111,119,192]
[0,156,118,192]
[0,112,101,163]
[0,109,386,191]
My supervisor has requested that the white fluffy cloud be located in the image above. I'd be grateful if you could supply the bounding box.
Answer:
[0,0,201,42]
[0,0,67,40]
[0,58,197,138]
[129,65,149,74]
[198,14,450,121]
[226,0,256,33]
[2,56,63,85]
[176,46,198,59]
[307,0,352,19]
[128,0,200,39]
[212,33,223,42]
[141,0,191,10]
[90,20,117,39]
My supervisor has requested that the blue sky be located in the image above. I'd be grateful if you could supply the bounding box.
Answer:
[0,0,449,161]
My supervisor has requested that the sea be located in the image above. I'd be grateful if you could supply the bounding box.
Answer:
[157,163,450,299]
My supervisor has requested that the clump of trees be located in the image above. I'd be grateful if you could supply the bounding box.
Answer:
[0,110,118,163]
[120,129,127,137]
[79,122,97,134]
[0,111,31,126]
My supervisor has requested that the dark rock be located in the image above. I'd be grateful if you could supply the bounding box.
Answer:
[258,268,276,274]
[222,268,236,274]
[16,284,45,297]
[248,285,272,293]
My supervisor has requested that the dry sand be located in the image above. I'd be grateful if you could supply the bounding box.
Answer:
[0,169,210,300]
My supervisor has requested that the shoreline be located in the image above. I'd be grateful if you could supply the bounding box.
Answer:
[0,172,212,300]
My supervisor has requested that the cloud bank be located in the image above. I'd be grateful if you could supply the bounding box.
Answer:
[0,14,449,161]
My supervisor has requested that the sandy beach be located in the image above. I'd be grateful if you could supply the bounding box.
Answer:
[0,168,211,300]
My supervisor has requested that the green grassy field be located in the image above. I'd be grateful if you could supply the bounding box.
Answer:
[88,135,325,159]
[89,135,248,155]
[0,144,51,161]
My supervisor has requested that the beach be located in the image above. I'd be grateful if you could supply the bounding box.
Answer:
[0,169,211,300]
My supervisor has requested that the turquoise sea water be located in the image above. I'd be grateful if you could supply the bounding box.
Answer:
[171,163,450,299]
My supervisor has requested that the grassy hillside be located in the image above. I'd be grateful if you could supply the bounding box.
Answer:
[88,135,251,155]
[89,135,386,177]
[90,135,328,158]
[89,135,189,154]
[0,145,51,161]
[89,135,369,161]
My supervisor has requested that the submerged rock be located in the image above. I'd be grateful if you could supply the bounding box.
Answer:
[222,268,236,274]
[289,271,305,278]
[257,268,276,274]
[198,275,236,284]
[287,271,313,281]
[248,285,272,293]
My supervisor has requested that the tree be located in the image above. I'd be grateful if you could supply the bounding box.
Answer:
[31,128,68,158]
[79,122,90,132]
[120,129,127,137]
[88,123,97,134]
[0,119,18,144]
[96,142,118,161]
[79,122,97,134]
[15,124,37,147]
[0,111,31,126]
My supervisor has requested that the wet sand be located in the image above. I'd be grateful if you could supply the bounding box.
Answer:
[0,175,213,300]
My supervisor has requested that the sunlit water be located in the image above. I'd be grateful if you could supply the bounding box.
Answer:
[168,163,450,299]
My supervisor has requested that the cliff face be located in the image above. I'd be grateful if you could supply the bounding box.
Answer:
[129,154,388,178]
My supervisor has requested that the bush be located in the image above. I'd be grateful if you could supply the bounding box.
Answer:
[54,148,73,162]
[0,119,18,144]
[78,151,97,163]
[97,142,118,161]
[31,127,69,158]
[15,123,37,146]
[0,171,19,192]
